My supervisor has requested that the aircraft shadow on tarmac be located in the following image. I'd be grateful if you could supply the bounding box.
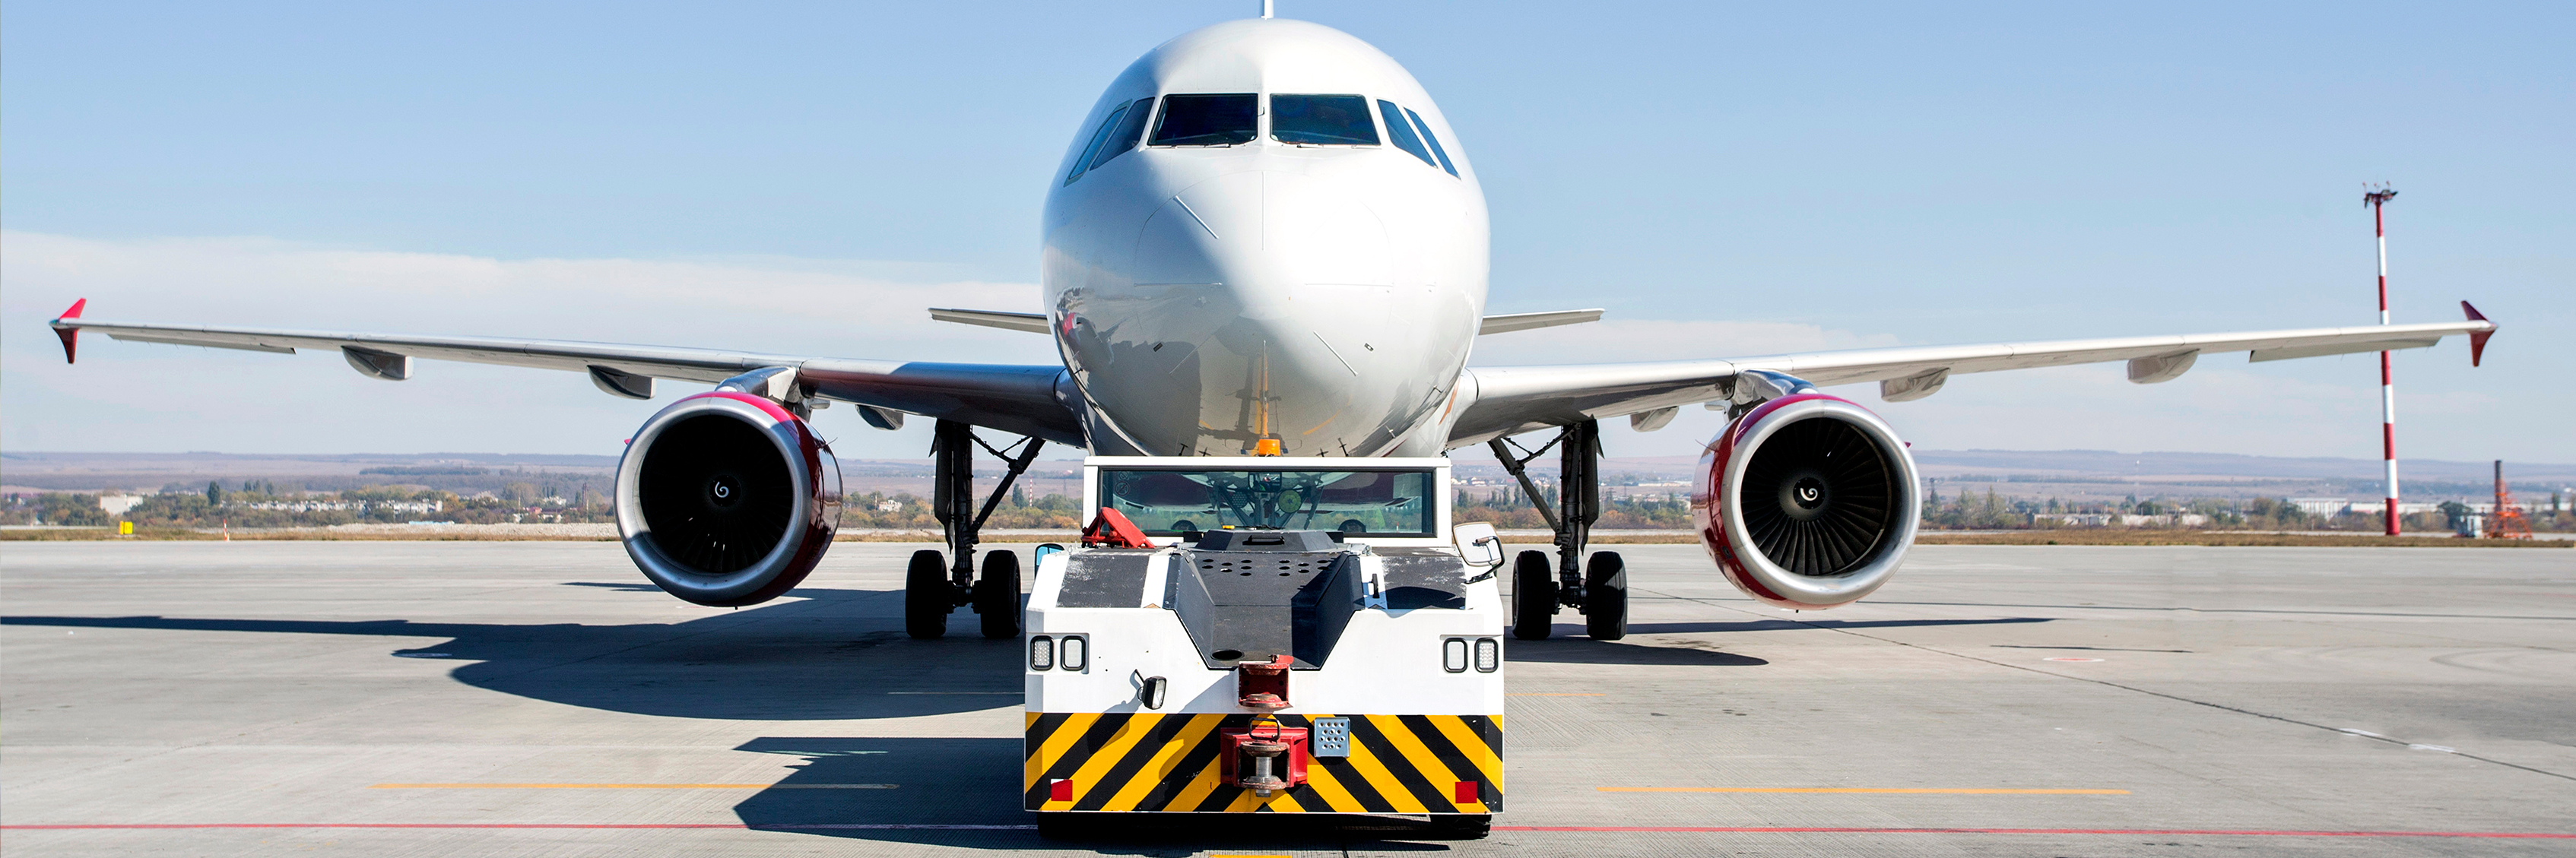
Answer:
[0,595,2047,719]
[1,585,1023,720]
[1504,616,2051,666]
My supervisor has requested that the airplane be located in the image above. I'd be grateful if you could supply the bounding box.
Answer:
[45,14,2494,642]
[41,12,2502,832]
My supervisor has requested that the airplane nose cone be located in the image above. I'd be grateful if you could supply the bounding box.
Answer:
[1068,170,1455,456]
[1130,171,1394,315]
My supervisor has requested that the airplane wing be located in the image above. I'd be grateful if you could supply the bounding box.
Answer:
[1447,304,2498,445]
[45,300,1084,445]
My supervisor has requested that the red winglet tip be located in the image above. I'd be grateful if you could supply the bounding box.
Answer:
[2461,301,2493,367]
[52,299,86,363]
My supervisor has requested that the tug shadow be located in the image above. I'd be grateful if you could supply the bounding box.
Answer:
[0,586,1023,720]
[734,737,1469,850]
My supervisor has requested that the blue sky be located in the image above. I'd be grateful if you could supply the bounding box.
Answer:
[3,1,2567,464]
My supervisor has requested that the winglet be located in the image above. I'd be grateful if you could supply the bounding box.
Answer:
[2461,301,2492,367]
[50,299,87,364]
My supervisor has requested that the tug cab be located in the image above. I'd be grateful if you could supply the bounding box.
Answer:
[1022,456,1506,836]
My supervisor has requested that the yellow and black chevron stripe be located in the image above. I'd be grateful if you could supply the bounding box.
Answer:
[1023,712,1500,813]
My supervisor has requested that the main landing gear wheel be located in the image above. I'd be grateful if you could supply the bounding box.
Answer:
[1584,550,1628,641]
[976,549,1021,639]
[1511,550,1556,640]
[904,549,951,639]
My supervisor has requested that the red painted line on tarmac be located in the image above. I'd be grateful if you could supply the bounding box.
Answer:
[1494,826,2576,838]
[7,819,1035,824]
[5,823,2569,839]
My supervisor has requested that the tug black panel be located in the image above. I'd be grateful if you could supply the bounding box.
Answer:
[1175,546,1362,670]
[1056,549,1162,608]
[1375,547,1469,609]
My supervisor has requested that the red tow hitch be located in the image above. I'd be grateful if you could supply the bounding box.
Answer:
[1220,716,1309,796]
[1236,654,1292,710]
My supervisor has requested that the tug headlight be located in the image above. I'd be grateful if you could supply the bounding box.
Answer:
[1474,638,1499,673]
[1442,638,1469,673]
[1029,635,1054,671]
[1060,635,1089,672]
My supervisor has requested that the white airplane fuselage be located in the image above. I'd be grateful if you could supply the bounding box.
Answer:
[1042,18,1489,458]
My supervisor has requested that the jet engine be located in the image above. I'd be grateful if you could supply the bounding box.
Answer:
[614,391,842,606]
[1691,392,1919,609]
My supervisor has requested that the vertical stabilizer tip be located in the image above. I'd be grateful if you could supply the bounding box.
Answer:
[2461,301,2492,367]
[52,298,87,363]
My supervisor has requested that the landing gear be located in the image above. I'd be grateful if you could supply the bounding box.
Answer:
[976,550,1021,639]
[1585,551,1627,641]
[1489,420,1629,640]
[905,549,950,639]
[904,420,1043,641]
[1511,550,1556,640]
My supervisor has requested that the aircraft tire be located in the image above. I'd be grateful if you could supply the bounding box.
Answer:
[976,549,1022,638]
[1510,550,1556,640]
[904,549,950,639]
[1585,551,1628,641]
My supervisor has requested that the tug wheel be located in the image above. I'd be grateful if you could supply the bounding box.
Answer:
[1510,550,1556,640]
[1034,812,1096,839]
[976,549,1022,638]
[904,549,950,639]
[1584,550,1629,641]
[1430,813,1493,838]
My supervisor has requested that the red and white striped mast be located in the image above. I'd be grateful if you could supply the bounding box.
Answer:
[2365,185,2400,536]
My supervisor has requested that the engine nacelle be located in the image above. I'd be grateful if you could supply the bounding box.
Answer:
[1691,394,1919,609]
[614,392,842,606]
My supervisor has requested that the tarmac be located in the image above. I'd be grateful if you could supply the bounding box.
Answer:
[2,541,2569,856]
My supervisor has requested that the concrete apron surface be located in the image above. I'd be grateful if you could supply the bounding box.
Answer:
[2,541,2570,856]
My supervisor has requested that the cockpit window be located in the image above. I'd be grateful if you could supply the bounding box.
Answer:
[1088,97,1156,171]
[1151,93,1258,147]
[1271,94,1377,145]
[1065,100,1133,185]
[1404,106,1459,177]
[1377,100,1438,168]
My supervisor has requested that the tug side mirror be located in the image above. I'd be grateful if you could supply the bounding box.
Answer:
[1453,523,1505,568]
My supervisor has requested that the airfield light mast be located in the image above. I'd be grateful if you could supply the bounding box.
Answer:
[2365,185,2400,537]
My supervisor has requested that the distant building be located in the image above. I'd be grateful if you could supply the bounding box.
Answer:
[2033,513,2111,527]
[875,499,904,513]
[2287,498,2352,517]
[97,495,144,516]
[2117,514,2211,527]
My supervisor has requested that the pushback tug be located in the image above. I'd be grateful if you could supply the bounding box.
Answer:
[1022,456,1508,835]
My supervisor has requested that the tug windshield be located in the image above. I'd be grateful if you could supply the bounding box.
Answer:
[1097,467,1434,537]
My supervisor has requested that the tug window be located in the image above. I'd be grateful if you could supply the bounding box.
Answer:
[1404,106,1459,176]
[1089,97,1156,171]
[1065,100,1133,185]
[1377,100,1437,168]
[1097,467,1434,537]
[1151,93,1258,147]
[1271,94,1377,145]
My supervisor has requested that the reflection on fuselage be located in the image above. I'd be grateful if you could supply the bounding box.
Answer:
[1040,18,1490,458]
